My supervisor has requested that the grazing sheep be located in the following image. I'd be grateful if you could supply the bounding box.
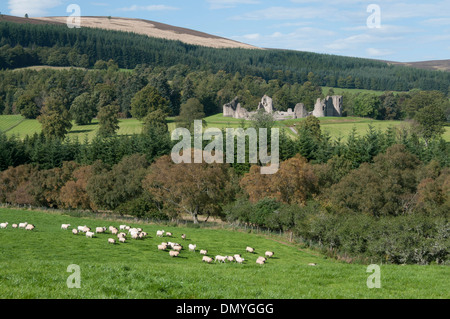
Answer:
[200,249,208,255]
[181,234,186,240]
[246,246,255,253]
[111,228,118,235]
[140,232,148,237]
[86,231,95,238]
[61,224,71,230]
[119,237,126,243]
[166,232,172,237]
[131,233,139,240]
[188,244,197,252]
[125,226,131,231]
[173,245,182,251]
[265,251,274,258]
[108,238,116,244]
[227,256,235,262]
[234,254,241,259]
[169,250,180,257]
[12,224,18,228]
[256,256,267,263]
[119,225,127,230]
[156,230,164,237]
[202,256,213,263]
[308,263,317,266]
[158,244,167,250]
[77,225,86,232]
[235,256,245,264]
[256,258,265,265]
[72,229,79,235]
[117,232,127,238]
[96,227,106,233]
[25,224,35,231]
[109,226,115,232]
[18,222,28,229]
[215,255,227,263]
[0,222,8,229]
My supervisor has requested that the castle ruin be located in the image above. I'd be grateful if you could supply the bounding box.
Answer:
[223,95,343,120]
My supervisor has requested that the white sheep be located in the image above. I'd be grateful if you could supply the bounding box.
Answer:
[181,234,186,240]
[173,245,182,251]
[18,222,28,228]
[0,222,8,229]
[119,225,127,230]
[246,246,255,253]
[117,232,127,238]
[166,231,172,237]
[96,227,106,233]
[61,224,71,230]
[227,256,235,262]
[108,238,116,244]
[188,244,197,252]
[25,224,35,231]
[236,256,245,264]
[77,225,86,232]
[158,244,167,250]
[169,250,180,257]
[215,255,227,263]
[111,228,118,235]
[200,249,208,255]
[265,251,274,258]
[234,254,241,259]
[131,233,139,240]
[156,230,164,237]
[12,224,18,228]
[86,231,95,238]
[256,258,265,265]
[109,226,116,232]
[72,229,78,235]
[202,256,213,263]
[119,237,126,243]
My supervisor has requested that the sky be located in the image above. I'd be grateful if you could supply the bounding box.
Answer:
[1,0,450,62]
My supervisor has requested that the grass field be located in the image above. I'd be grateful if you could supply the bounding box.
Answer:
[0,207,448,299]
[1,114,449,142]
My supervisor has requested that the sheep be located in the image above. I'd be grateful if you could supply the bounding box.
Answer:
[117,232,127,238]
[234,254,241,259]
[128,228,139,234]
[86,231,95,238]
[125,226,131,231]
[12,224,18,228]
[200,249,208,255]
[215,255,227,263]
[173,244,182,251]
[96,227,106,233]
[18,222,28,228]
[265,251,274,258]
[72,229,79,235]
[181,234,186,240]
[256,256,267,263]
[166,231,172,237]
[0,222,8,229]
[308,263,317,266]
[108,238,116,244]
[119,225,127,230]
[202,256,213,263]
[109,226,116,232]
[188,244,197,252]
[256,258,265,265]
[169,250,180,257]
[227,256,235,262]
[61,224,71,230]
[77,225,86,232]
[235,256,245,264]
[156,230,164,237]
[158,244,167,250]
[246,246,255,253]
[25,224,35,231]
[140,232,148,237]
[111,228,118,235]
[131,233,139,240]
[119,237,126,243]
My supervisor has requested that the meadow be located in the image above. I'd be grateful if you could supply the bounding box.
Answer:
[1,114,449,142]
[0,207,448,299]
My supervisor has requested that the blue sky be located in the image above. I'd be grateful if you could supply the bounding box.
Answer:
[2,0,450,62]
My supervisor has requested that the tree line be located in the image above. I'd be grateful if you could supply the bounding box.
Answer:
[1,21,450,94]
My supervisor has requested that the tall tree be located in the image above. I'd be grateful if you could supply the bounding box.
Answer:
[97,104,120,137]
[130,85,169,120]
[38,94,72,139]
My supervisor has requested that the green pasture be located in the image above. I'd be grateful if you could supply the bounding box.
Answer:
[0,208,448,299]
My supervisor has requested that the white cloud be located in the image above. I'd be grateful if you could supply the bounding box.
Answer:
[118,5,180,12]
[8,0,62,16]
[207,0,260,10]
[231,6,327,20]
[366,47,394,57]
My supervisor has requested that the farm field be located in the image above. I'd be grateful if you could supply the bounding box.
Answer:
[0,207,449,299]
[1,114,449,142]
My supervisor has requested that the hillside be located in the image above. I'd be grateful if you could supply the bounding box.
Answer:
[386,59,450,72]
[1,15,259,50]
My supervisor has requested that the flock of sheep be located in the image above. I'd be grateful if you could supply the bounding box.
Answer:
[0,221,35,231]
[68,224,276,265]
[1,220,276,265]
